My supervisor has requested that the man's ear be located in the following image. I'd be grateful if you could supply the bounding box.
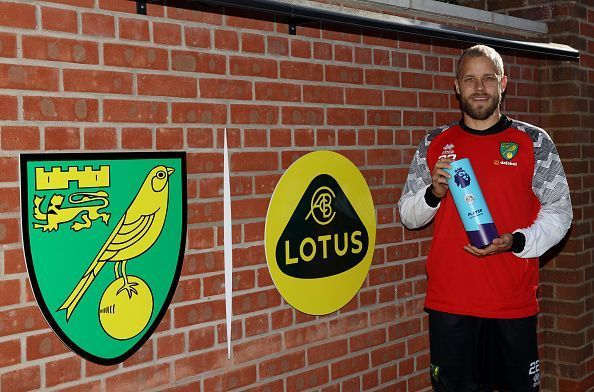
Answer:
[454,79,460,94]
[501,75,508,92]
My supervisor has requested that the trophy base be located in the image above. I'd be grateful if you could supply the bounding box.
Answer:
[467,223,500,249]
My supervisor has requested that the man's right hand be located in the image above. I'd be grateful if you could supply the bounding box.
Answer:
[431,158,454,198]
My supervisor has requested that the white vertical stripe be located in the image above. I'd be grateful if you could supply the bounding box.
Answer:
[223,128,233,359]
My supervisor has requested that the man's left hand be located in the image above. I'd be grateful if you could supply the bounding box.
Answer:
[464,233,513,257]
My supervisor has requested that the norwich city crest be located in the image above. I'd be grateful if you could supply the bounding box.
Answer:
[20,152,186,365]
[500,142,519,161]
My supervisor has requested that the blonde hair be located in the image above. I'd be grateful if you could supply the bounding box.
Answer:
[457,45,504,78]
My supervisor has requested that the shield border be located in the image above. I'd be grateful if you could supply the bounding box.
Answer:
[20,151,187,365]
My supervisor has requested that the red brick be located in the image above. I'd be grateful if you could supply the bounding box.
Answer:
[231,151,278,172]
[82,12,115,37]
[215,29,239,50]
[234,334,282,363]
[175,300,225,328]
[187,227,215,249]
[23,97,98,122]
[26,331,68,360]
[203,365,257,391]
[346,88,382,106]
[242,32,265,53]
[106,364,169,391]
[174,349,227,381]
[105,44,168,70]
[329,313,369,337]
[268,36,288,55]
[280,61,324,81]
[173,50,226,74]
[317,129,336,146]
[44,127,79,150]
[3,248,25,273]
[244,313,270,337]
[403,111,434,126]
[308,339,348,364]
[156,127,183,150]
[122,127,152,149]
[402,71,433,89]
[331,353,370,380]
[244,128,267,147]
[187,152,222,174]
[230,198,269,220]
[0,64,59,91]
[328,108,364,125]
[63,69,133,94]
[231,104,279,124]
[22,36,98,64]
[323,28,361,43]
[303,85,343,104]
[255,81,301,102]
[138,74,197,98]
[123,343,154,368]
[172,103,227,124]
[0,339,20,367]
[148,22,180,45]
[260,351,306,378]
[188,326,215,351]
[231,56,277,78]
[350,329,386,352]
[167,5,222,25]
[200,78,252,100]
[282,106,324,125]
[172,278,201,303]
[187,128,214,148]
[233,288,281,315]
[285,323,329,349]
[385,90,418,107]
[185,26,211,48]
[0,95,18,120]
[0,2,36,29]
[326,65,363,84]
[42,7,77,33]
[46,356,81,387]
[1,126,39,150]
[227,12,274,31]
[84,127,117,150]
[286,366,330,391]
[291,39,311,58]
[420,92,449,109]
[314,42,333,60]
[119,18,149,41]
[104,99,167,123]
[335,44,353,62]
[0,32,16,58]
[1,366,40,392]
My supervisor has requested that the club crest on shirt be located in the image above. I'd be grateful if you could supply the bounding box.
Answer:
[438,143,456,160]
[500,142,519,161]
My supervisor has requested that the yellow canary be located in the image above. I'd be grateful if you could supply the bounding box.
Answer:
[58,165,174,321]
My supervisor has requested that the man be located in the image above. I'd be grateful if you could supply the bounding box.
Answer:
[398,45,572,391]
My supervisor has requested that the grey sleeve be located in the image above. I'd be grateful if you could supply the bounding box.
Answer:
[513,127,573,258]
[397,134,439,229]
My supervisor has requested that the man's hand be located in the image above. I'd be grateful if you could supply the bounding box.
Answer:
[463,233,513,257]
[431,158,454,198]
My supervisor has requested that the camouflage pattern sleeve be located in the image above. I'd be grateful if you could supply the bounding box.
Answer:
[397,131,441,229]
[512,121,573,258]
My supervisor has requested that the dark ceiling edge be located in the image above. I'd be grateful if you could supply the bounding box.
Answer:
[185,0,579,60]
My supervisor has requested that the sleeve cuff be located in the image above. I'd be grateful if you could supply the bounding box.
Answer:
[511,231,526,254]
[424,185,442,208]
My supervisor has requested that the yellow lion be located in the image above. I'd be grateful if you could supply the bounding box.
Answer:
[33,191,110,232]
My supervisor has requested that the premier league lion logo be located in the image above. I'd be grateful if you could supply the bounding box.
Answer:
[454,167,471,188]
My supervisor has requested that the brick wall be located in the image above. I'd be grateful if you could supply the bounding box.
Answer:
[0,0,589,391]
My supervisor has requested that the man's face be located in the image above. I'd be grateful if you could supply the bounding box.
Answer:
[455,56,507,121]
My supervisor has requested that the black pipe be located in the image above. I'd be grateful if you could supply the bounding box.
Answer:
[191,0,579,60]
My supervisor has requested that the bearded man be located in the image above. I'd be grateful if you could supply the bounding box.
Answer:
[398,45,572,391]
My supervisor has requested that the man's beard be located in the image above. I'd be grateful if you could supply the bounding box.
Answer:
[460,92,501,121]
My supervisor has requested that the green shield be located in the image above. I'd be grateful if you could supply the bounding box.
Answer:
[500,142,519,161]
[20,152,186,365]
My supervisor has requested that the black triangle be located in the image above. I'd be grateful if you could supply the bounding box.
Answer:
[276,174,369,279]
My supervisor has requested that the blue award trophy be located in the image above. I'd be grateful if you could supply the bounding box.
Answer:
[445,158,499,248]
